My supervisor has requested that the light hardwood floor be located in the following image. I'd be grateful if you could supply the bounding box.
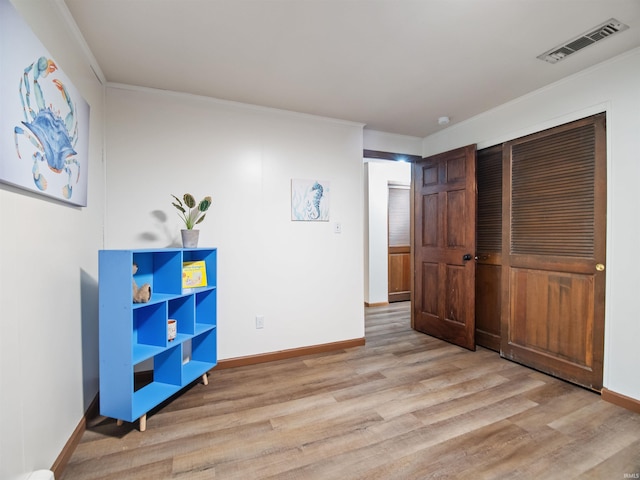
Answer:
[61,302,640,479]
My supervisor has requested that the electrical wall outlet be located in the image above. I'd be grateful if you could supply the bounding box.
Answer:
[256,315,264,329]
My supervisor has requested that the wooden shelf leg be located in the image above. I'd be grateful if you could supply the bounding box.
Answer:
[202,373,209,386]
[139,414,147,432]
[116,419,123,426]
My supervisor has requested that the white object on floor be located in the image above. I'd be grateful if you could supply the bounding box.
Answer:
[28,470,54,480]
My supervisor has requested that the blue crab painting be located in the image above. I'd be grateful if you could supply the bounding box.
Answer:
[14,56,80,199]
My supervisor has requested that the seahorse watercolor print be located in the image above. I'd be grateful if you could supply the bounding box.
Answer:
[291,179,330,221]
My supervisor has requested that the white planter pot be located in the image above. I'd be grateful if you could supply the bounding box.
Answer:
[181,229,199,248]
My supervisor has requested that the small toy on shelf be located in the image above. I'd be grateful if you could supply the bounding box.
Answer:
[132,263,151,303]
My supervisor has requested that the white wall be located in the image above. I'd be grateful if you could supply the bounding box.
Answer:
[422,48,640,401]
[104,86,365,359]
[364,161,411,304]
[0,1,105,479]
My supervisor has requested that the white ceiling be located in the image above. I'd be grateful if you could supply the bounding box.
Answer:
[63,0,640,138]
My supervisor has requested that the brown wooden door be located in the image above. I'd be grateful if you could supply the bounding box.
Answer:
[388,186,411,302]
[501,114,606,391]
[413,145,477,350]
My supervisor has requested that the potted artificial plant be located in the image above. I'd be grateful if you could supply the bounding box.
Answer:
[171,193,212,248]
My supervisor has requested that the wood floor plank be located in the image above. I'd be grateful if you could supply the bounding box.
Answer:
[61,302,640,480]
[171,410,387,477]
[510,387,605,433]
[358,420,557,480]
[583,438,640,478]
[413,375,546,426]
[213,413,423,479]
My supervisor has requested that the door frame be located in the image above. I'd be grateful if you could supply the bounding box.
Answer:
[363,150,421,308]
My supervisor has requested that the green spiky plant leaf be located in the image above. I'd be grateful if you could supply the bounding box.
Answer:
[183,193,196,209]
[171,194,212,229]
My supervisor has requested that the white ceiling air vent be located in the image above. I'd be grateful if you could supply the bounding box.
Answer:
[537,18,629,64]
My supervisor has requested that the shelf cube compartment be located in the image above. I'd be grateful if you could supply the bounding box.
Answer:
[195,289,217,332]
[168,295,195,340]
[192,328,217,364]
[134,302,167,349]
[154,344,183,386]
[131,358,181,420]
[133,250,182,295]
[183,329,217,384]
[183,249,217,288]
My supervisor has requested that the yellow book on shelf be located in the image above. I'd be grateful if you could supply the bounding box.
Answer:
[182,260,207,288]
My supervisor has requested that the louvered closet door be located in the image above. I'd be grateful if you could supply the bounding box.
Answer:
[388,186,411,302]
[475,145,503,352]
[501,114,606,391]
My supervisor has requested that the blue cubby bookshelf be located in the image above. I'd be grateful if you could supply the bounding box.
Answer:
[99,248,217,431]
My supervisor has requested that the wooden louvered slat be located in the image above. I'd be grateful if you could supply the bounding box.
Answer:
[510,124,596,257]
[388,186,410,247]
[477,145,502,252]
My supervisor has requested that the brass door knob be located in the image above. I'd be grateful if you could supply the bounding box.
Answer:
[596,263,605,272]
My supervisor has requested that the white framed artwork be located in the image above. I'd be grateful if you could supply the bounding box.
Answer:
[291,179,330,221]
[0,0,91,206]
